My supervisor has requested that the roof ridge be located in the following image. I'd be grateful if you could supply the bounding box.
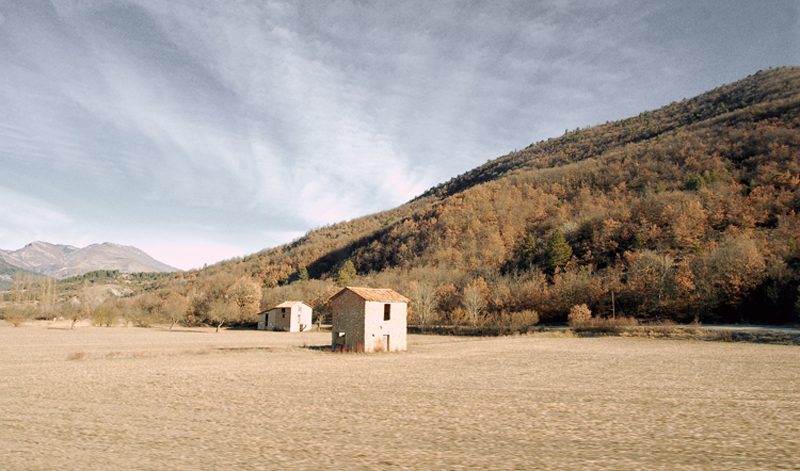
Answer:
[331,286,409,303]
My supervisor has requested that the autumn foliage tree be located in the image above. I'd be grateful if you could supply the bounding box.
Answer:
[568,304,592,326]
[228,276,262,322]
[162,294,189,330]
[12,68,800,328]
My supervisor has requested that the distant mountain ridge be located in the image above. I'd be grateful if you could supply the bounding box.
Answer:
[0,241,179,279]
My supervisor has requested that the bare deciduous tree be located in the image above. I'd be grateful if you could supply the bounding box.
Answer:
[39,277,57,319]
[209,298,238,333]
[11,272,25,305]
[162,294,189,330]
[625,250,675,317]
[408,280,437,332]
[1,304,31,327]
[462,278,487,334]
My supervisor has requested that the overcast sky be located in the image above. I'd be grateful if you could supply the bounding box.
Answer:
[1,0,798,270]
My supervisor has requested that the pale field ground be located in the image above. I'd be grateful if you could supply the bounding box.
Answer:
[1,321,799,471]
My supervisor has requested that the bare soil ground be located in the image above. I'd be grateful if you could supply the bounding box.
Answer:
[1,322,799,470]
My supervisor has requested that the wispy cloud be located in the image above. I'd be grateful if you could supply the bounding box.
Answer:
[1,0,797,268]
[0,186,82,249]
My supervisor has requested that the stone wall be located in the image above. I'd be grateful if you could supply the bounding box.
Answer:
[330,290,366,350]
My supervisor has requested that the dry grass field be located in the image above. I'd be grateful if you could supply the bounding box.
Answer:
[1,322,799,470]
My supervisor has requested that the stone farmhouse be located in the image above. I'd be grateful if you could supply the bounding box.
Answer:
[257,301,312,332]
[329,287,408,352]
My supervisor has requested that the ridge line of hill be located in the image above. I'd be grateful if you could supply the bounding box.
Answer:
[172,66,799,325]
[6,67,800,328]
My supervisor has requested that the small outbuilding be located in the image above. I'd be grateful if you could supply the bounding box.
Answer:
[329,287,408,352]
[258,301,313,332]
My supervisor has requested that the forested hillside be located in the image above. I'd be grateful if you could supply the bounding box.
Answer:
[4,67,799,328]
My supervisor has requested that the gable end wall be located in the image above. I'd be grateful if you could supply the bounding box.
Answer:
[363,301,407,352]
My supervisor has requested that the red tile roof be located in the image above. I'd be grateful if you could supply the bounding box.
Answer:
[270,301,307,309]
[330,287,409,303]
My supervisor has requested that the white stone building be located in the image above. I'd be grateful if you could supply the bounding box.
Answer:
[329,287,408,352]
[258,301,312,332]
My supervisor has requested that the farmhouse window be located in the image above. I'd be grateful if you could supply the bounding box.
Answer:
[384,304,391,321]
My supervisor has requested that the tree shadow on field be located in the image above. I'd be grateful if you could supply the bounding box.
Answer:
[303,345,334,352]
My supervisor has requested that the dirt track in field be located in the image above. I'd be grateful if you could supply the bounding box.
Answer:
[1,322,799,470]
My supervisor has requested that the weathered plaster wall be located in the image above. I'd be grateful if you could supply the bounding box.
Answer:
[289,304,313,332]
[364,301,407,352]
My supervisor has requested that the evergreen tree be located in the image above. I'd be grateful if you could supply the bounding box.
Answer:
[546,229,572,271]
[522,233,537,264]
[298,266,309,282]
[336,260,357,286]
